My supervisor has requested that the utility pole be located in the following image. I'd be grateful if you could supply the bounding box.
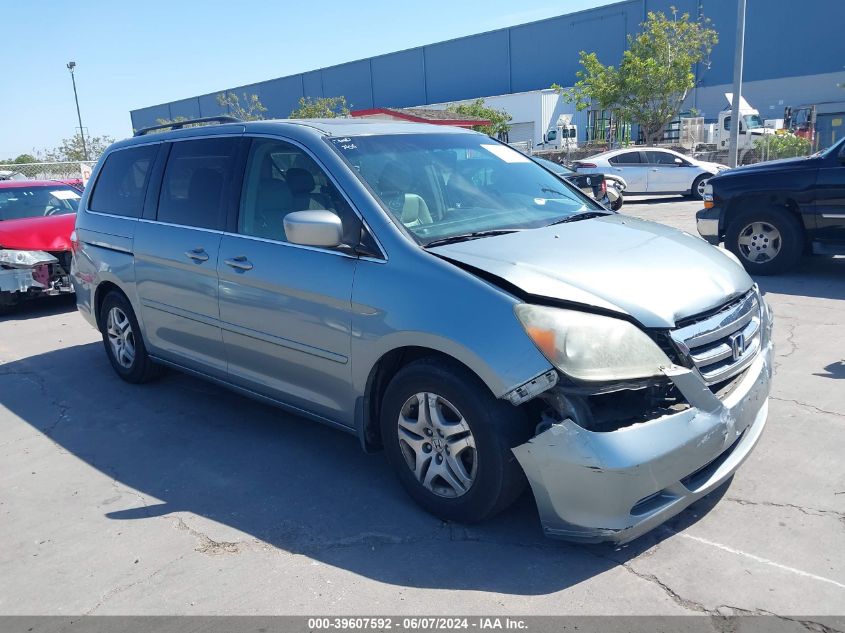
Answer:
[727,0,746,168]
[66,61,89,161]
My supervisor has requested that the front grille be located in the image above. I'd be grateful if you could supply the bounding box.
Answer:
[670,290,762,387]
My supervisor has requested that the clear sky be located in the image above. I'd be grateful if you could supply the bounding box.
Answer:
[0,0,619,159]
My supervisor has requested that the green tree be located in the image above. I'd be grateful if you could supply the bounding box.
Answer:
[45,133,114,162]
[557,8,718,145]
[0,154,37,165]
[446,99,512,137]
[155,116,189,126]
[216,91,268,121]
[289,96,350,119]
[755,133,811,160]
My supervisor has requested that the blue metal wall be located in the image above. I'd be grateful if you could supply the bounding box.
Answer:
[131,0,845,130]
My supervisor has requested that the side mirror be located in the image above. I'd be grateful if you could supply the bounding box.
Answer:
[674,157,684,165]
[284,210,343,248]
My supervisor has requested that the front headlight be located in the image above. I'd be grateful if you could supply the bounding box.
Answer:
[0,249,58,268]
[515,304,671,382]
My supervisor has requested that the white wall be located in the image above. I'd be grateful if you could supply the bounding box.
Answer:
[423,89,584,146]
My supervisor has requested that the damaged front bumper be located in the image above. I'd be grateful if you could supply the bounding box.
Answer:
[513,337,773,544]
[0,250,72,299]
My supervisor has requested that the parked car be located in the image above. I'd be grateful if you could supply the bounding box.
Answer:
[73,117,773,543]
[697,136,845,275]
[0,180,78,312]
[574,147,727,199]
[534,156,626,210]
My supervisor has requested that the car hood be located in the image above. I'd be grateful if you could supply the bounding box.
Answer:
[695,160,728,173]
[720,155,816,175]
[428,214,753,328]
[0,213,75,251]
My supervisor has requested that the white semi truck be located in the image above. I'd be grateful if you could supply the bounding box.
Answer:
[694,94,775,164]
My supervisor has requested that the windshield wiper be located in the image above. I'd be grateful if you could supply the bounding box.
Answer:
[424,229,521,248]
[546,210,611,226]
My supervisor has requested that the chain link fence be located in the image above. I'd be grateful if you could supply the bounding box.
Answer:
[0,161,97,184]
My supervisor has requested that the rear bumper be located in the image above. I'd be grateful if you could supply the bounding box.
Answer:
[513,319,773,544]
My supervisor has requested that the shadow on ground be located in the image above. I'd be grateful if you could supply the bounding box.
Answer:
[755,256,845,302]
[0,294,77,323]
[622,195,688,206]
[0,341,729,595]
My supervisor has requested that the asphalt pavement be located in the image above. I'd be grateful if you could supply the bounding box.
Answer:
[0,196,842,618]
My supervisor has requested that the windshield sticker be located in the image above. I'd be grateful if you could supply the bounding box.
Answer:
[480,144,531,163]
[50,189,81,200]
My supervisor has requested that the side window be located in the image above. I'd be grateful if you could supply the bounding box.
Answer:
[89,145,158,217]
[645,151,679,165]
[157,138,239,230]
[724,116,731,131]
[609,152,642,165]
[238,138,356,245]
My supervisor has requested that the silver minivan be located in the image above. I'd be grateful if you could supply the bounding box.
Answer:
[72,118,773,543]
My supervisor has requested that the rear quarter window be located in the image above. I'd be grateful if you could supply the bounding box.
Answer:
[609,152,642,165]
[89,144,159,217]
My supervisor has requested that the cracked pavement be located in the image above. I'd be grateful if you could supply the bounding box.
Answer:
[0,198,843,618]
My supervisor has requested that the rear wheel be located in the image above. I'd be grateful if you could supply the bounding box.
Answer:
[380,357,528,524]
[99,291,163,383]
[725,207,804,275]
[609,194,623,211]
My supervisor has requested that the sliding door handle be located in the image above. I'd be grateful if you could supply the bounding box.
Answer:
[185,248,209,262]
[224,255,254,271]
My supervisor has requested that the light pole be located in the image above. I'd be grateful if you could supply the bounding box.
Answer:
[66,61,89,161]
[727,0,746,168]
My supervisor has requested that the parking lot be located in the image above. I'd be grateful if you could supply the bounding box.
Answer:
[0,196,843,617]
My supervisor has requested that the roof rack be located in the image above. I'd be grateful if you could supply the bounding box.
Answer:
[134,115,242,137]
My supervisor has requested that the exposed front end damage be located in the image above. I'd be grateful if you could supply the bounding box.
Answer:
[512,292,774,544]
[0,249,73,310]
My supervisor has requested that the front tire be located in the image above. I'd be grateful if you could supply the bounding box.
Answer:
[689,174,709,200]
[0,291,20,316]
[380,357,528,524]
[99,291,162,383]
[725,207,804,275]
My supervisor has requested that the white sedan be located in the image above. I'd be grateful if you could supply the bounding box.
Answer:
[573,147,728,200]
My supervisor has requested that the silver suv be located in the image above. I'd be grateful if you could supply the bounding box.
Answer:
[72,118,773,543]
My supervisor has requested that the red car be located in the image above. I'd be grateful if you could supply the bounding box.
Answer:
[0,180,79,312]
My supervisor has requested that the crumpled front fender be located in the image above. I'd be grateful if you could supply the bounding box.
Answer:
[513,342,773,544]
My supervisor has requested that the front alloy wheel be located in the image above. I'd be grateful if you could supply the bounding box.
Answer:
[736,221,782,264]
[380,357,528,524]
[397,392,477,498]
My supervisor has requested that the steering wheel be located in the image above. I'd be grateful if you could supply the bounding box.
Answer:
[45,205,64,216]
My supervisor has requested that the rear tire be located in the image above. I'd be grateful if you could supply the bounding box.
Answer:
[99,291,163,383]
[380,357,528,524]
[609,194,623,211]
[725,206,804,275]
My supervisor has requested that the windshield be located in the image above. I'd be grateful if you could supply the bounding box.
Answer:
[328,133,598,245]
[743,114,764,129]
[534,157,574,174]
[813,136,845,158]
[0,185,80,221]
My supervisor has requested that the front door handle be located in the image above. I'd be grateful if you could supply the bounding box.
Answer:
[224,255,254,271]
[185,248,209,262]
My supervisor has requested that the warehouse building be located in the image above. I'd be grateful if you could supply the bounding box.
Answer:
[130,0,845,148]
